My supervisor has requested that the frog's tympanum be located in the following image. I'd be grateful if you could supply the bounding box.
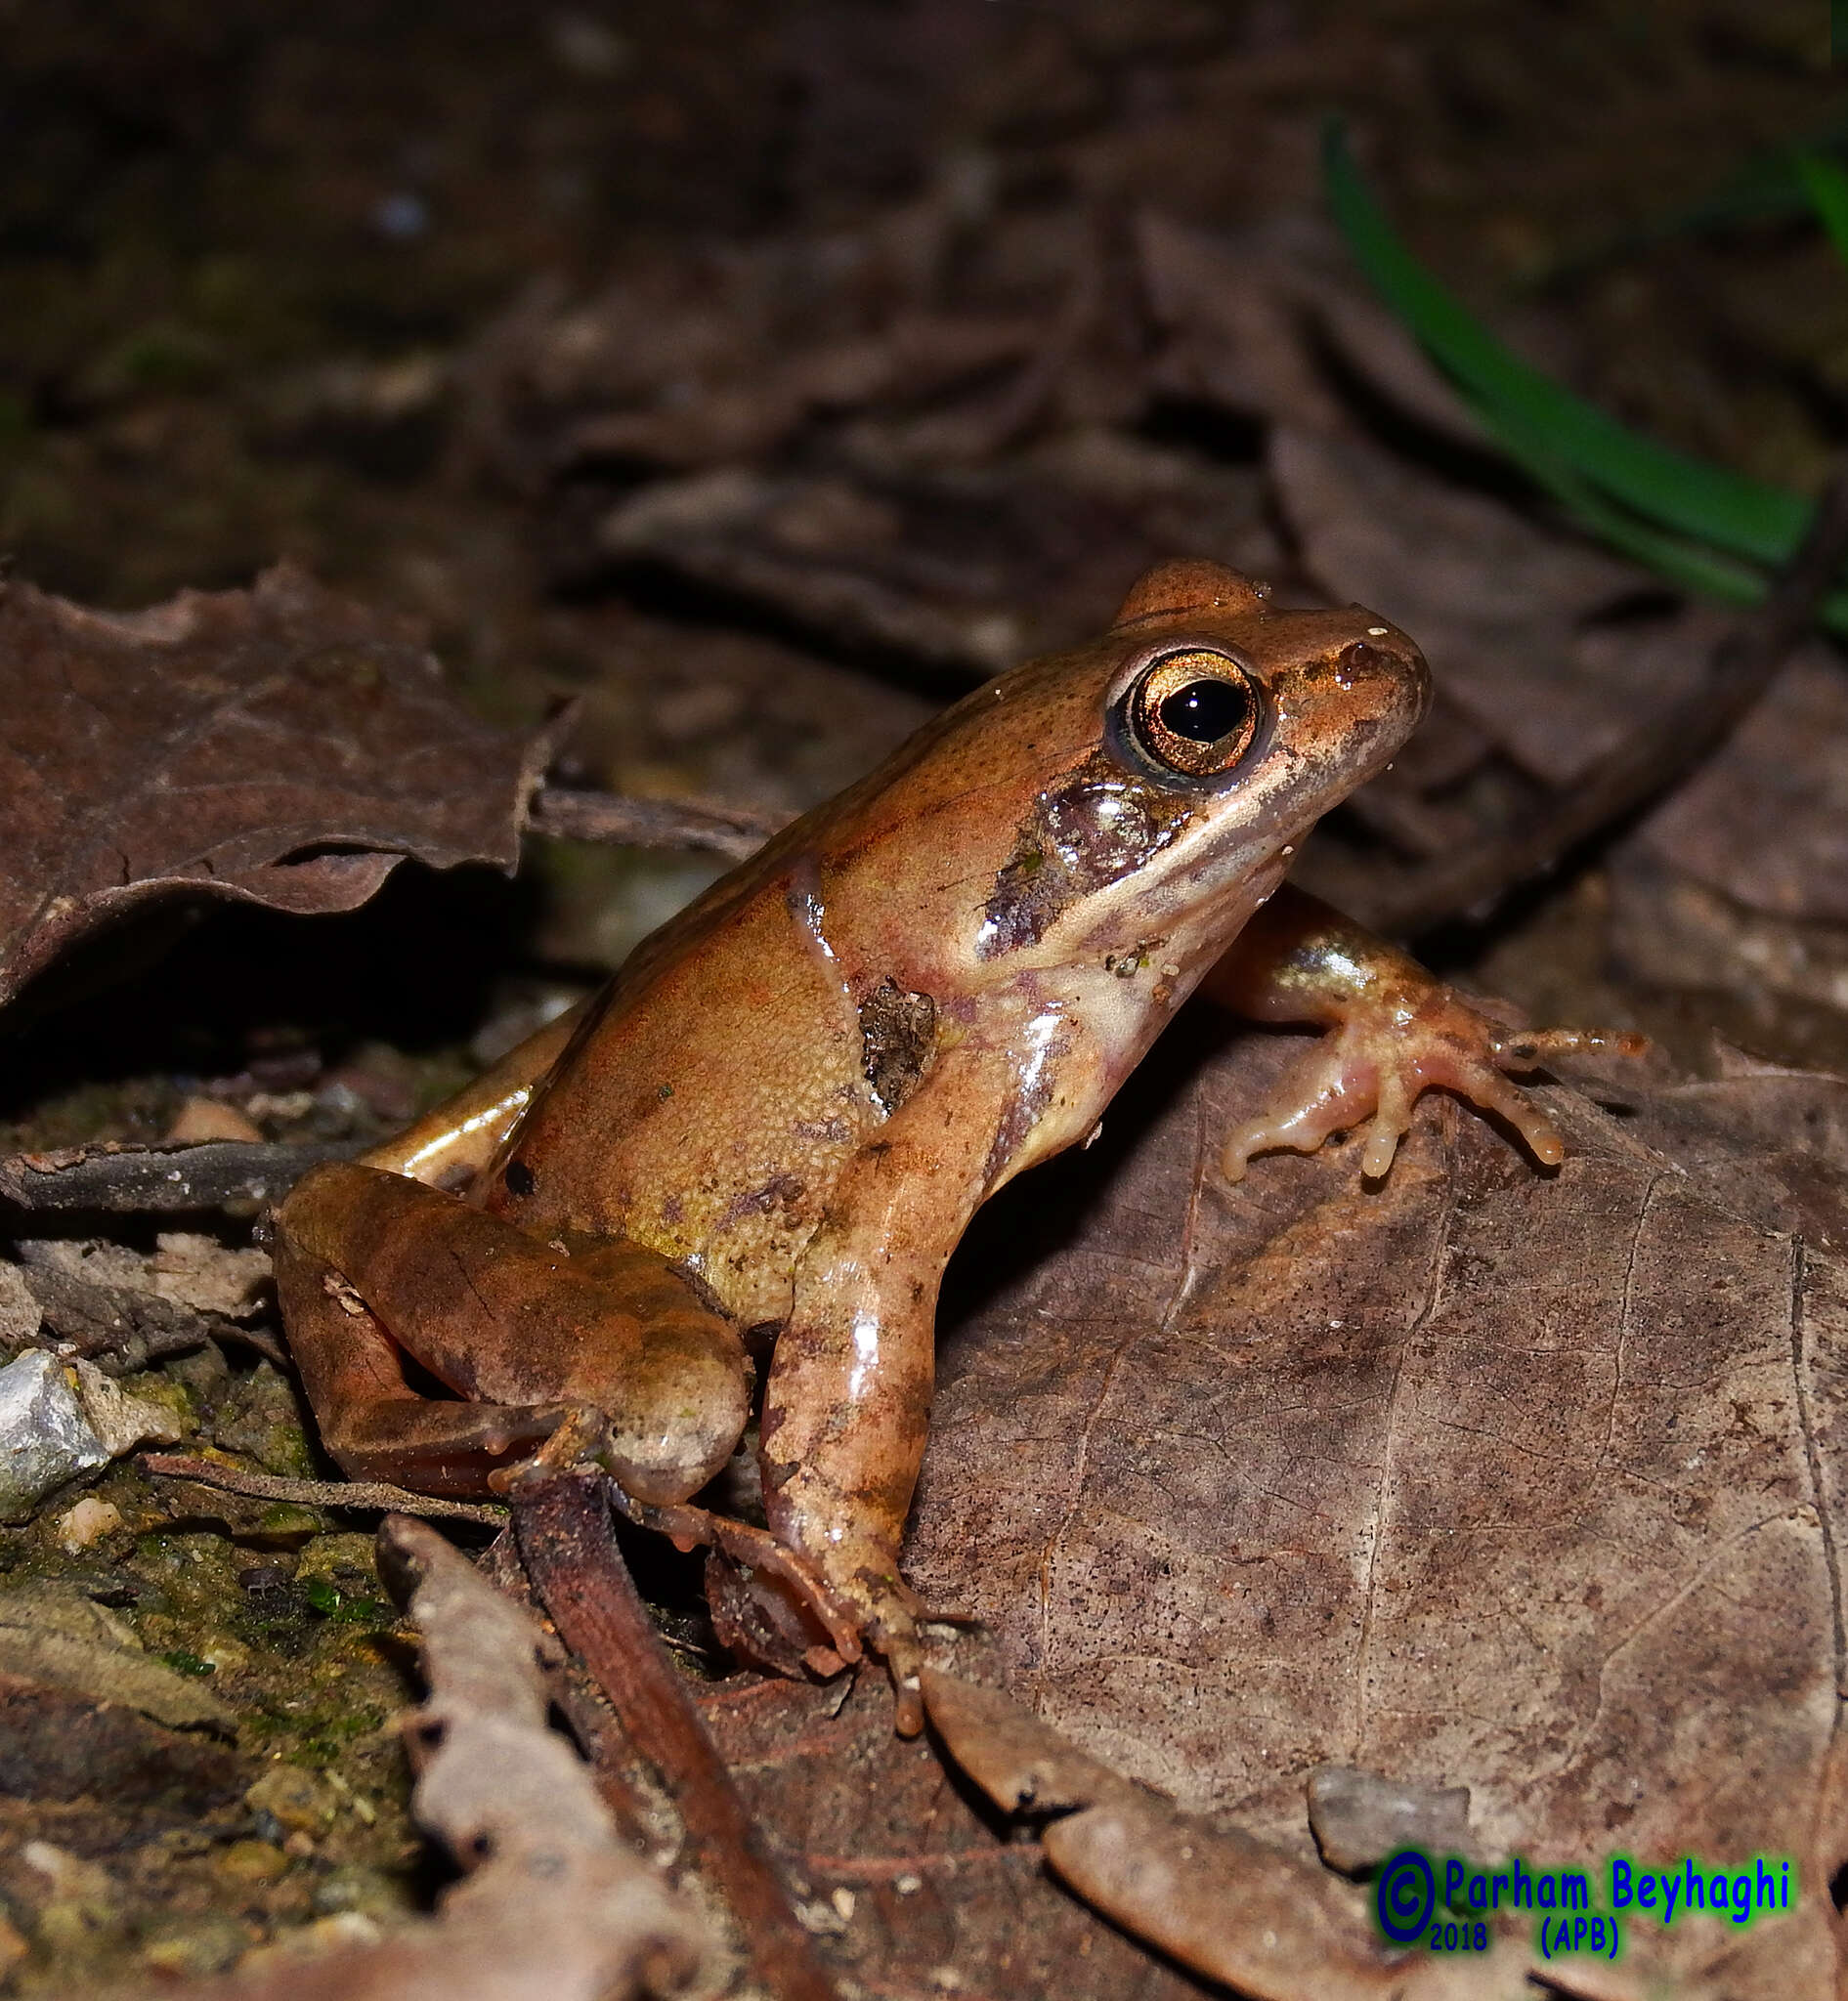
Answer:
[275,560,1627,1731]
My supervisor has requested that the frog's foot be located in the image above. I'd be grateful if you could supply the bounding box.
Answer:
[310,1391,577,1496]
[625,1493,865,1672]
[1221,994,1647,1184]
[492,1409,867,1668]
[706,1553,969,1736]
[843,1572,984,1736]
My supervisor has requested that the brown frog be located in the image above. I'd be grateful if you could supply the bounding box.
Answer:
[274,559,1625,1730]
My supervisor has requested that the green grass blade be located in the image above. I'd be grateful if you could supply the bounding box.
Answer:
[1795,149,1848,269]
[1322,121,1811,570]
[1534,450,1848,635]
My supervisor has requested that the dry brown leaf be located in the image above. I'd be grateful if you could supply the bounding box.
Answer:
[593,435,1274,674]
[0,1674,248,1810]
[1268,423,1707,784]
[455,200,1047,486]
[1137,210,1491,452]
[643,1021,1847,1995]
[0,564,558,1011]
[0,1581,236,1733]
[1626,651,1848,928]
[920,1668,1591,2001]
[694,1669,1210,2000]
[877,1021,1848,1997]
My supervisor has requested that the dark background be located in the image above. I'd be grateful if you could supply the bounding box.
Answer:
[2,1,1842,1112]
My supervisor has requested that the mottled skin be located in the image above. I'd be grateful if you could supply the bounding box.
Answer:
[275,559,1622,1727]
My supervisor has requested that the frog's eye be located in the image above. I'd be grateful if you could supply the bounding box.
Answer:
[1124,649,1261,778]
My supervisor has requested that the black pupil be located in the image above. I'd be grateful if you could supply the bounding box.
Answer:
[1158,676,1247,743]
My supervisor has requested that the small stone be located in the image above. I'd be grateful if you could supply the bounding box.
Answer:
[22,1841,114,1904]
[234,1910,381,1978]
[163,1098,265,1145]
[215,1840,289,1887]
[245,1764,339,1839]
[0,1261,41,1353]
[139,1916,251,1978]
[69,1356,185,1457]
[54,1496,123,1552]
[1307,1765,1477,1875]
[303,1911,382,1949]
[198,1637,250,1674]
[211,1362,313,1475]
[310,1864,409,1920]
[322,1769,376,1827]
[0,1352,111,1520]
[295,1532,380,1588]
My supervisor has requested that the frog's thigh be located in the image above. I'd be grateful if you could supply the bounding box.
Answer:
[275,1161,748,1501]
[268,1235,560,1496]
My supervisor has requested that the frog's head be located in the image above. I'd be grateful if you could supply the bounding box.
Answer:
[855,558,1427,990]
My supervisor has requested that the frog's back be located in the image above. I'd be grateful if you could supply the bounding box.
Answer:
[481,857,880,1328]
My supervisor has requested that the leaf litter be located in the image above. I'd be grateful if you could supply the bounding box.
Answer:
[0,564,560,1016]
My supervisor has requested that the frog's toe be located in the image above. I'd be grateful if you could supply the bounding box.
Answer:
[1492,1025,1649,1067]
[1220,1039,1374,1182]
[854,1579,986,1736]
[1449,1058,1567,1167]
[1356,1072,1415,1179]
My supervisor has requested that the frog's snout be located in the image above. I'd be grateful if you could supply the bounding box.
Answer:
[1321,627,1431,747]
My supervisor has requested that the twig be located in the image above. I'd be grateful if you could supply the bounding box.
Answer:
[527,786,785,861]
[141,1452,509,1528]
[513,1471,842,2001]
[0,1139,358,1214]
[1348,458,1848,935]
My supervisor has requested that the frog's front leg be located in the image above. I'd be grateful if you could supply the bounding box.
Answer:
[273,1160,749,1501]
[758,1053,1006,1733]
[1203,884,1644,1181]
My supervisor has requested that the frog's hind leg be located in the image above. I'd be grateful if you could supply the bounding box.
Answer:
[359,999,589,1189]
[501,1411,866,1673]
[274,1160,748,1501]
[268,1244,562,1494]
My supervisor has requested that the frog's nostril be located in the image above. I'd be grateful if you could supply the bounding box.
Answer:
[1333,641,1397,690]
